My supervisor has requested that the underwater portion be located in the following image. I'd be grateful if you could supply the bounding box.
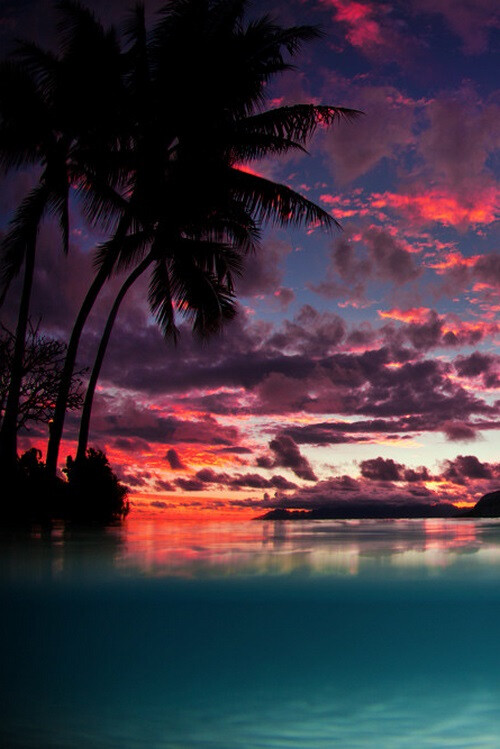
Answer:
[2,517,500,748]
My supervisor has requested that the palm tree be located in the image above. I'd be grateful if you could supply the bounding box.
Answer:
[0,1,126,476]
[68,0,360,464]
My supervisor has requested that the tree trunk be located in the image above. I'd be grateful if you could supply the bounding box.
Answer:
[76,256,152,464]
[45,215,132,476]
[0,235,36,476]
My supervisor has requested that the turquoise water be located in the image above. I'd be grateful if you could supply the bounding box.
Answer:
[2,518,500,748]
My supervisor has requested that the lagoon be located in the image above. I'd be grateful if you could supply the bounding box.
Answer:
[1,517,500,748]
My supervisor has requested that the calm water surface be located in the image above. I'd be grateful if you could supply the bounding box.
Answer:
[1,517,500,748]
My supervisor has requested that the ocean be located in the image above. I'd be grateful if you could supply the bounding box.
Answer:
[1,517,500,748]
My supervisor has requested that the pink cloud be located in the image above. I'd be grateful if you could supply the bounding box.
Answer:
[326,0,385,48]
[319,0,421,65]
[378,307,432,324]
[370,187,499,228]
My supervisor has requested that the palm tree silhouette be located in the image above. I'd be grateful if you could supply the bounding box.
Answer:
[69,0,361,463]
[0,0,359,477]
[0,0,125,475]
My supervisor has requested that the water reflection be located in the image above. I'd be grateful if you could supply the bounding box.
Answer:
[2,517,500,581]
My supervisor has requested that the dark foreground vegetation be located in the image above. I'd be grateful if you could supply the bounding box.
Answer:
[2,448,129,525]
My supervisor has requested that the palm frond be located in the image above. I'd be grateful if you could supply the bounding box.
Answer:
[148,258,179,341]
[113,230,153,273]
[0,60,52,170]
[239,105,363,146]
[0,183,49,304]
[55,1,107,54]
[229,133,307,161]
[169,254,237,337]
[174,237,244,283]
[13,41,60,101]
[123,3,150,109]
[74,175,129,234]
[231,167,341,231]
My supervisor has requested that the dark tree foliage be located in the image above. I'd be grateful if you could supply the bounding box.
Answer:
[0,446,128,524]
[0,321,85,432]
[64,448,129,522]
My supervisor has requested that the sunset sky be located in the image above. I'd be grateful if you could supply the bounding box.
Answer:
[1,0,499,518]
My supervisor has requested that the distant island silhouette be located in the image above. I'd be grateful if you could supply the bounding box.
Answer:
[259,490,500,520]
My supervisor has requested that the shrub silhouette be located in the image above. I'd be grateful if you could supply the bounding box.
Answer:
[64,448,129,522]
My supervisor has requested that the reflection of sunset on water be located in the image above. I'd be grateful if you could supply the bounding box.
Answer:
[107,517,500,579]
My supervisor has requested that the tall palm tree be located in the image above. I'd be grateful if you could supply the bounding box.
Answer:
[0,1,126,475]
[71,1,361,464]
[45,0,361,475]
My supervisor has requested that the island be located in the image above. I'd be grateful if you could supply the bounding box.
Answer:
[258,491,500,520]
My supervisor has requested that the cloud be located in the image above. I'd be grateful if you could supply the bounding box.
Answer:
[418,94,500,186]
[442,421,478,442]
[322,84,417,182]
[175,477,206,492]
[370,187,498,228]
[443,454,497,482]
[165,448,187,470]
[412,0,500,54]
[192,468,298,491]
[360,457,404,481]
[268,304,346,356]
[273,287,295,310]
[254,472,458,516]
[154,480,176,492]
[454,352,500,388]
[268,433,318,481]
[315,225,421,300]
[378,309,500,352]
[320,1,422,66]
[234,238,292,298]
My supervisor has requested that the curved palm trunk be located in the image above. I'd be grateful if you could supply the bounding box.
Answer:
[76,256,152,464]
[0,236,36,475]
[45,216,132,477]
